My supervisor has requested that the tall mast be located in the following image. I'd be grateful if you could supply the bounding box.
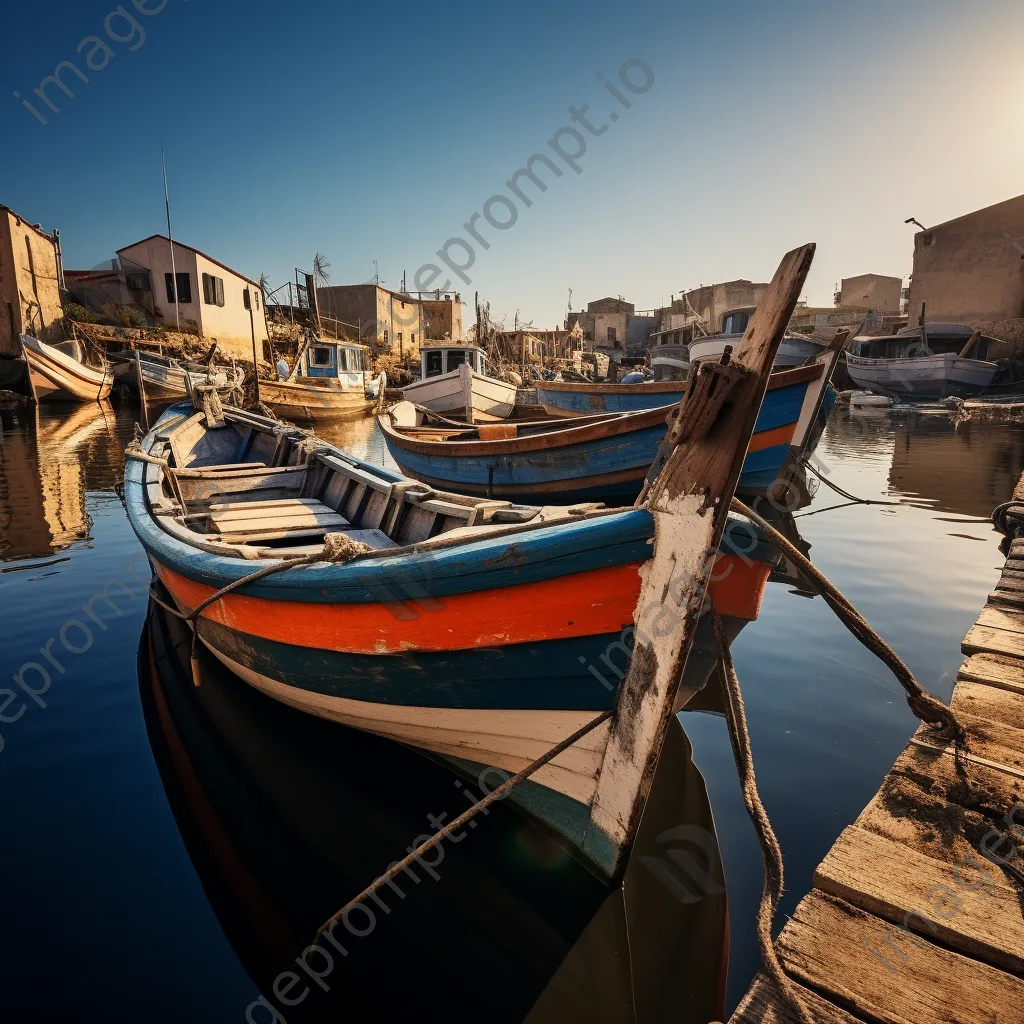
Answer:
[162,146,180,334]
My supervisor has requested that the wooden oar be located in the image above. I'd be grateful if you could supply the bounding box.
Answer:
[580,242,816,878]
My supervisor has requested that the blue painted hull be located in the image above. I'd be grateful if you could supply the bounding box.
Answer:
[535,386,684,414]
[386,380,813,503]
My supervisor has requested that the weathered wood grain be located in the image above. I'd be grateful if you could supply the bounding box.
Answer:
[582,242,816,877]
[957,653,1024,695]
[815,825,1024,973]
[975,604,1024,633]
[962,623,1024,659]
[950,679,1024,732]
[911,710,1024,774]
[777,891,1024,1024]
[728,973,862,1024]
[854,742,1024,867]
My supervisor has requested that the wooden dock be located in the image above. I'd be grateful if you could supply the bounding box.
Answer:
[729,480,1024,1024]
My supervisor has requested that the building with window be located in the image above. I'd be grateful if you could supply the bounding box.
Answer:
[0,205,66,356]
[565,298,653,363]
[313,285,463,360]
[115,235,268,359]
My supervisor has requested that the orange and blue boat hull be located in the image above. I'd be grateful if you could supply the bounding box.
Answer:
[383,368,835,503]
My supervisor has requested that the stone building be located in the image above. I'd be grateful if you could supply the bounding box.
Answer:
[835,273,903,314]
[491,326,580,362]
[566,298,653,362]
[671,280,769,335]
[116,235,269,360]
[907,193,1024,325]
[314,285,462,360]
[0,205,66,356]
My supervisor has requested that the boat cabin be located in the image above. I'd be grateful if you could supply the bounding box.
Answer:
[720,307,755,335]
[848,324,994,362]
[299,339,370,387]
[420,344,488,379]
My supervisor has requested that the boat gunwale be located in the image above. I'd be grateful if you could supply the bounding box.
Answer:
[123,405,654,602]
[382,362,825,457]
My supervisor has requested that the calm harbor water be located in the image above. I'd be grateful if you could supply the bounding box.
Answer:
[0,399,1019,1022]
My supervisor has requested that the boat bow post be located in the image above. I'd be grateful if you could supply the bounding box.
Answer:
[580,242,816,878]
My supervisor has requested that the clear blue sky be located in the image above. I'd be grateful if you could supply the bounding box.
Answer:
[3,0,1023,329]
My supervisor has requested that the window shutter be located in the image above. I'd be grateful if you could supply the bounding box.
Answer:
[215,277,224,307]
[202,274,211,305]
[165,273,176,303]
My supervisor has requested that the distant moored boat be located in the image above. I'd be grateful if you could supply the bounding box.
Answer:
[402,344,516,422]
[19,334,112,402]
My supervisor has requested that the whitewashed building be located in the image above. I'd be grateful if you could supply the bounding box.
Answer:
[116,235,269,359]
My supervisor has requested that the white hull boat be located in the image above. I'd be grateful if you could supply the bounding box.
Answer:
[844,351,997,399]
[20,334,112,402]
[403,360,515,422]
[690,332,825,368]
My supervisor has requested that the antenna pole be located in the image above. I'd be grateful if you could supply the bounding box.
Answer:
[162,147,181,334]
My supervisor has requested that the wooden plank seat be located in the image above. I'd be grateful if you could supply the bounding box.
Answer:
[210,498,350,544]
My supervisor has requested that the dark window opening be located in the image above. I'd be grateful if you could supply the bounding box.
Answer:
[722,311,750,335]
[311,346,334,367]
[446,350,468,372]
[425,350,443,376]
[202,273,225,307]
[165,272,192,304]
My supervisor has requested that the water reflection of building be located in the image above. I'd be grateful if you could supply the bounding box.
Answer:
[0,404,119,561]
[888,418,1024,518]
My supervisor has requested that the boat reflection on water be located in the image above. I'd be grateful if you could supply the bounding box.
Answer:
[140,591,730,1023]
[825,405,1024,519]
[0,402,119,561]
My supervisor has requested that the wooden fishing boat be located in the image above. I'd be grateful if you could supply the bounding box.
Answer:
[403,344,516,422]
[261,337,374,421]
[126,402,774,795]
[379,339,843,503]
[844,324,998,399]
[688,305,828,369]
[124,243,813,876]
[112,350,244,403]
[19,334,112,402]
[534,377,686,416]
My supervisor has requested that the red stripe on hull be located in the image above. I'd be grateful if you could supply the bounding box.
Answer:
[155,553,768,656]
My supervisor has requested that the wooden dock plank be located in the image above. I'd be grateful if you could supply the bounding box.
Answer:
[974,605,1024,633]
[962,623,1024,659]
[776,892,1024,1024]
[731,481,1024,1024]
[950,679,1024,732]
[956,653,1024,695]
[853,744,1024,866]
[814,825,1024,973]
[729,974,864,1024]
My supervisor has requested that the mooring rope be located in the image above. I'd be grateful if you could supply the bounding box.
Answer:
[312,709,614,946]
[732,496,965,745]
[992,499,1024,538]
[799,456,901,507]
[712,611,815,1024]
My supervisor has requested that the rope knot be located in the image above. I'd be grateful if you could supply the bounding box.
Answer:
[320,532,373,563]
